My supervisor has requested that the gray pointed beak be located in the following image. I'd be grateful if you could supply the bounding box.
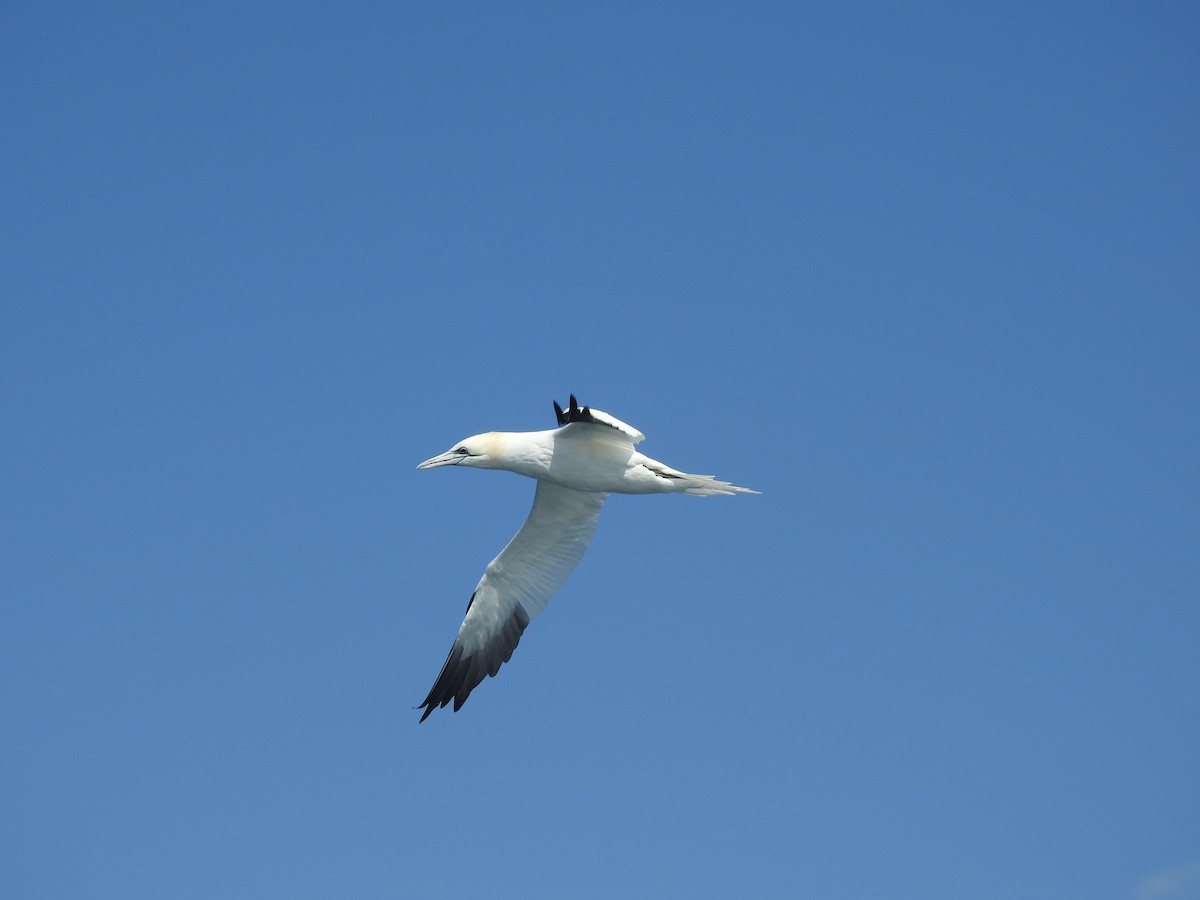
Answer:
[417,451,464,470]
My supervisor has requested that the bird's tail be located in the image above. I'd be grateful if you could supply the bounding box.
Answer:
[681,475,760,497]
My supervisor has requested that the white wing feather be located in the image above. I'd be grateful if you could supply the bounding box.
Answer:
[418,482,606,719]
[582,407,645,444]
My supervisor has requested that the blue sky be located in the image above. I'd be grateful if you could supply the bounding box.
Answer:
[2,2,1197,898]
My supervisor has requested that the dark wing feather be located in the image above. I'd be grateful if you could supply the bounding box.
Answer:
[553,394,600,426]
[553,395,645,444]
[417,598,530,722]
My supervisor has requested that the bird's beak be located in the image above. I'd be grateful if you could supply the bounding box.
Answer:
[417,450,464,470]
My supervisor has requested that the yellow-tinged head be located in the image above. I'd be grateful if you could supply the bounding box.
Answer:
[416,432,506,470]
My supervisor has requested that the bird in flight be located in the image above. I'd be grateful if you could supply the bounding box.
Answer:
[415,395,757,721]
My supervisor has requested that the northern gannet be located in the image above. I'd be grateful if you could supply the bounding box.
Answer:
[416,395,757,721]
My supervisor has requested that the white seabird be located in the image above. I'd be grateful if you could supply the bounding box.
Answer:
[416,395,757,721]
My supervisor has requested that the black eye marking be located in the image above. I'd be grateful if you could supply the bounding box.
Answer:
[455,447,470,455]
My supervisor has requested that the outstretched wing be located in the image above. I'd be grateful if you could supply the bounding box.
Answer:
[418,481,607,721]
[553,394,645,444]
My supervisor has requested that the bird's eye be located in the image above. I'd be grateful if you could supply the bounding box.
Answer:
[455,447,470,455]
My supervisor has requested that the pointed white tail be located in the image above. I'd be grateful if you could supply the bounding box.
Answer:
[681,475,760,496]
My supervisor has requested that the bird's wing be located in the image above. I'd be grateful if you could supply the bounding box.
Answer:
[553,394,645,444]
[418,481,607,721]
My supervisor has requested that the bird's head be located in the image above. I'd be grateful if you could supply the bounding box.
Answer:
[417,432,500,470]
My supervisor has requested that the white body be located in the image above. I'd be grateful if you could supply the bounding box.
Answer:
[450,425,747,496]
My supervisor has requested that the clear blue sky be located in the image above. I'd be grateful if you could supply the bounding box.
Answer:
[2,3,1197,898]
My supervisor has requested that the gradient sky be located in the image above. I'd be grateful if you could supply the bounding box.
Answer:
[2,3,1198,899]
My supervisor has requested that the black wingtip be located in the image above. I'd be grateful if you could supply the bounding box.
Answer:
[416,605,531,722]
[554,394,602,428]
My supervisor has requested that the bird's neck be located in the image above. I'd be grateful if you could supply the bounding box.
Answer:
[487,431,554,479]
